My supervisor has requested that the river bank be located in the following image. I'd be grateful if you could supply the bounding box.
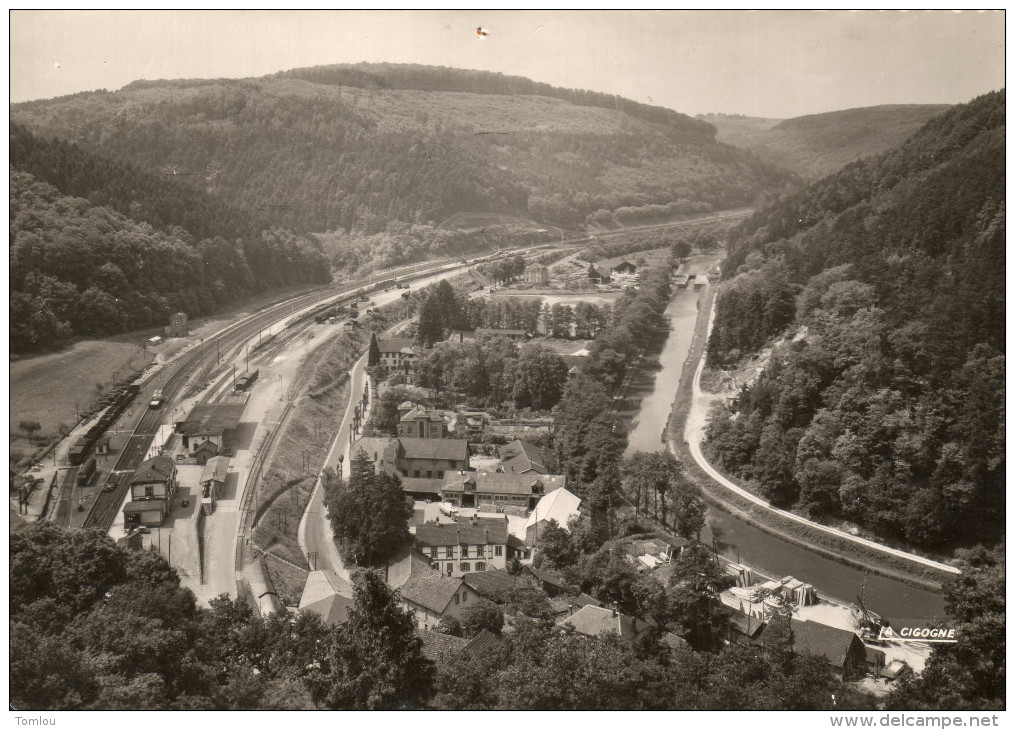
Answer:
[663,282,950,605]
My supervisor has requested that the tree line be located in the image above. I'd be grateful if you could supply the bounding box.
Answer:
[703,91,1005,546]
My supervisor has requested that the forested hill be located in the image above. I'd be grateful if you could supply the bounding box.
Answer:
[11,64,793,234]
[9,168,330,353]
[703,90,1004,548]
[702,104,950,180]
[10,121,266,240]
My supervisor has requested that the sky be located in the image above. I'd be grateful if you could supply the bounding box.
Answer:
[8,10,1006,118]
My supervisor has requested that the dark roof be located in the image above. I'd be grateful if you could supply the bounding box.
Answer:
[866,647,887,665]
[460,629,500,659]
[524,564,567,589]
[442,471,565,496]
[461,569,525,600]
[123,500,165,513]
[398,437,469,461]
[724,608,765,639]
[507,534,529,551]
[475,328,527,337]
[415,518,509,548]
[377,337,417,353]
[130,455,174,485]
[784,619,863,669]
[573,592,604,608]
[420,631,471,664]
[499,439,554,474]
[400,477,444,495]
[400,407,445,423]
[195,440,219,455]
[398,569,463,614]
[179,403,245,437]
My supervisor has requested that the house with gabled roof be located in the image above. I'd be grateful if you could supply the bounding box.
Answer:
[299,570,355,626]
[557,604,686,650]
[440,470,565,511]
[498,439,556,475]
[523,487,581,545]
[396,565,481,630]
[769,618,867,679]
[414,516,509,577]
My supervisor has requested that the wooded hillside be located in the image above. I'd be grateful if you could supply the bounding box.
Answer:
[703,104,950,180]
[11,64,793,234]
[703,91,1005,548]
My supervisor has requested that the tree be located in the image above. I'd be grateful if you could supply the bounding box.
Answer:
[461,599,505,636]
[668,542,736,651]
[887,544,1005,710]
[533,519,577,570]
[325,450,412,566]
[19,419,41,444]
[512,345,568,410]
[416,280,466,347]
[435,615,463,637]
[311,571,434,709]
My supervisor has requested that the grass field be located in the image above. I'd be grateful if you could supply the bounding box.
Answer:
[10,340,154,437]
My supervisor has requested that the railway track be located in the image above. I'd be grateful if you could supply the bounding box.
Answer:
[74,245,569,533]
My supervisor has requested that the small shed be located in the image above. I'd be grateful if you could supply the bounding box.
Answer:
[194,440,220,465]
[94,434,111,456]
[123,501,166,528]
[200,455,230,511]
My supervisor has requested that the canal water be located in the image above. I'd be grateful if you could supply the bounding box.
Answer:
[622,256,948,621]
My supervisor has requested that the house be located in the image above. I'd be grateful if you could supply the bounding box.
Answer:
[165,312,189,338]
[440,471,566,511]
[420,629,500,665]
[498,439,555,475]
[770,618,868,679]
[461,568,531,602]
[507,534,532,562]
[178,401,245,455]
[722,606,766,644]
[383,437,470,485]
[419,631,471,665]
[299,570,355,626]
[523,487,581,545]
[94,434,111,456]
[587,264,611,285]
[199,455,229,512]
[557,604,685,650]
[397,405,448,439]
[370,334,423,377]
[397,565,482,630]
[523,564,568,596]
[524,263,549,286]
[414,516,510,577]
[865,646,887,677]
[123,455,177,527]
[610,260,637,276]
[475,328,529,342]
[194,440,220,465]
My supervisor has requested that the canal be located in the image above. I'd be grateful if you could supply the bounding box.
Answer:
[622,255,948,621]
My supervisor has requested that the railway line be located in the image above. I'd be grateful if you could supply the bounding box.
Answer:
[73,255,494,533]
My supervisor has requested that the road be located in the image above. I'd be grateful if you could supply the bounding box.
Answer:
[680,297,959,577]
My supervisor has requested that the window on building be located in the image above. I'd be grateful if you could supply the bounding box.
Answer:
[437,471,444,479]
[460,546,468,559]
[401,469,409,477]
[426,470,433,478]
[476,562,486,571]
[445,547,454,559]
[476,545,485,558]
[454,594,460,605]
[145,486,154,498]
[414,470,421,478]
[460,563,470,573]
[494,545,503,557]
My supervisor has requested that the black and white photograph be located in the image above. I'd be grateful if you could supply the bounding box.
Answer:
[7,9,1005,719]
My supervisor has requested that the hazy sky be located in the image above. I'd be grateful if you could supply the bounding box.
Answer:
[9,10,1005,118]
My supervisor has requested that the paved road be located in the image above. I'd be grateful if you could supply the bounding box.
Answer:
[677,297,960,577]
[298,353,367,580]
